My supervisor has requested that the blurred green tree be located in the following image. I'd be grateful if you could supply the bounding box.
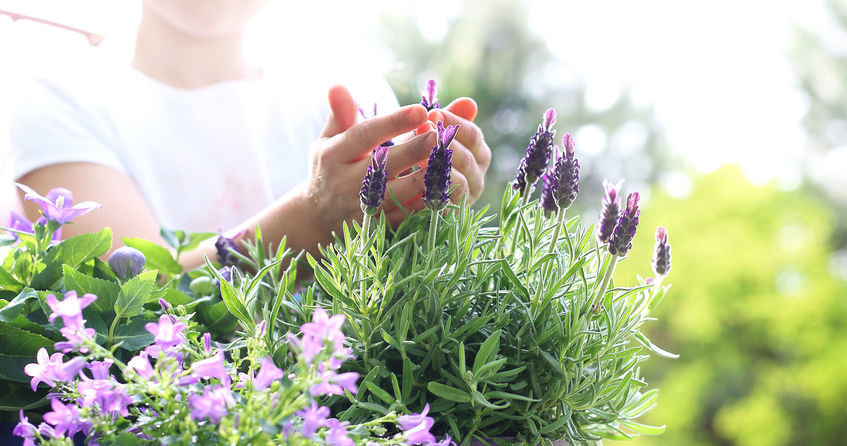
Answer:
[378,0,673,213]
[616,166,847,446]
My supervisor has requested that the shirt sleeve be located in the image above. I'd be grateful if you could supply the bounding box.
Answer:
[7,74,126,181]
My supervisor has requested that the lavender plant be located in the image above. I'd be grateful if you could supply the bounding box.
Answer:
[13,292,452,445]
[294,97,677,445]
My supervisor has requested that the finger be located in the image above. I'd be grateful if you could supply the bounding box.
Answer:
[382,169,426,209]
[385,130,436,177]
[333,105,428,163]
[320,85,359,138]
[444,97,478,121]
[449,140,484,201]
[449,169,470,204]
[428,109,490,169]
[385,197,426,227]
[414,119,436,137]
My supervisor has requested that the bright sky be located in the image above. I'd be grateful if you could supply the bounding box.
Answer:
[0,0,838,194]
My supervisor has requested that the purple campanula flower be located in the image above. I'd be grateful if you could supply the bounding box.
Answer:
[297,402,330,438]
[325,419,354,446]
[158,298,171,311]
[286,332,324,364]
[13,410,37,446]
[309,363,359,396]
[16,184,101,225]
[423,121,459,210]
[301,308,346,345]
[652,226,672,276]
[399,403,437,445]
[513,108,557,195]
[77,378,132,418]
[46,290,96,332]
[108,246,146,280]
[55,325,96,354]
[254,356,284,391]
[420,79,440,111]
[189,385,235,423]
[127,353,155,380]
[145,314,186,349]
[597,179,624,243]
[359,145,390,215]
[42,399,86,438]
[87,359,113,380]
[202,332,213,355]
[192,351,229,382]
[24,348,86,391]
[215,233,240,267]
[540,133,580,217]
[8,211,63,242]
[607,192,640,256]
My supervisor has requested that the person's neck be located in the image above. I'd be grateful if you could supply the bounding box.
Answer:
[131,7,259,89]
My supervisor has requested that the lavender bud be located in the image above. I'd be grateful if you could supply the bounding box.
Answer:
[607,192,640,256]
[597,179,624,243]
[652,226,672,276]
[359,145,390,215]
[158,298,171,311]
[513,108,557,195]
[203,332,212,355]
[215,234,239,267]
[257,320,267,337]
[539,133,580,217]
[423,121,459,210]
[108,247,146,280]
[421,79,440,111]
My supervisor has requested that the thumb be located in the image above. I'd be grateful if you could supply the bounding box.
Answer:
[320,85,359,138]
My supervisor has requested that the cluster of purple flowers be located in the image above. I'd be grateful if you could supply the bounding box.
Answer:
[360,145,390,214]
[595,179,641,257]
[423,121,460,210]
[421,79,441,111]
[513,108,557,196]
[652,226,672,276]
[540,133,580,217]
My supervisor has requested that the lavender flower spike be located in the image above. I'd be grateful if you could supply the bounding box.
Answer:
[215,233,240,267]
[421,79,440,111]
[423,121,459,210]
[597,179,624,243]
[16,184,101,225]
[513,108,557,195]
[607,192,640,256]
[540,133,580,217]
[359,145,390,215]
[652,226,672,276]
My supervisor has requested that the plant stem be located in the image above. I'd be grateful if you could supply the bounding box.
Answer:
[427,209,439,257]
[591,254,619,312]
[107,315,121,345]
[547,208,566,254]
[649,274,666,306]
[359,213,372,255]
[509,185,531,260]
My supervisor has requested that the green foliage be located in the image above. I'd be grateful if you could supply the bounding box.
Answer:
[615,166,847,446]
[288,187,672,445]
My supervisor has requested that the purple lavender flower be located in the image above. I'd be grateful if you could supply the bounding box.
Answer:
[359,145,390,215]
[16,184,101,225]
[513,108,557,195]
[297,402,330,438]
[399,403,437,445]
[108,246,146,280]
[46,290,96,331]
[423,121,459,210]
[420,79,440,111]
[652,226,672,276]
[324,419,354,446]
[189,385,235,423]
[13,410,38,446]
[215,234,240,267]
[24,348,87,391]
[607,192,640,256]
[597,179,624,243]
[42,399,86,438]
[253,356,284,391]
[539,133,580,217]
[191,351,229,382]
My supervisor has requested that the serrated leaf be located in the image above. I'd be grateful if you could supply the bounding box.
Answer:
[114,270,158,318]
[31,228,112,288]
[0,323,54,382]
[63,265,120,313]
[0,288,38,322]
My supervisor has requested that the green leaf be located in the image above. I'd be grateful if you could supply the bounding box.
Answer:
[31,228,112,288]
[427,382,472,403]
[618,420,666,435]
[114,270,158,318]
[365,381,396,405]
[198,300,239,333]
[113,317,155,350]
[0,322,54,382]
[473,329,501,376]
[0,379,48,410]
[123,237,183,276]
[207,258,252,327]
[0,267,23,293]
[183,232,216,252]
[154,288,192,308]
[63,265,121,313]
[0,288,38,322]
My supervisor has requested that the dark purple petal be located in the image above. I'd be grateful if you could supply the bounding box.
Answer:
[608,192,640,256]
[423,121,459,210]
[215,234,240,267]
[597,179,624,243]
[539,134,580,216]
[421,79,440,111]
[513,109,557,194]
[360,145,390,214]
[652,226,672,276]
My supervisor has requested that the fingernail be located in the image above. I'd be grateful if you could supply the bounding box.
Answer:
[408,106,426,123]
[426,131,437,146]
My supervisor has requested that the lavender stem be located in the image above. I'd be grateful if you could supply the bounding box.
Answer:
[592,254,619,313]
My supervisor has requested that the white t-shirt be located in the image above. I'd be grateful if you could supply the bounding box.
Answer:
[7,51,399,232]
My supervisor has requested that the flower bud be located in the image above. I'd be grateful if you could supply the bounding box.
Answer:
[158,298,171,311]
[597,179,624,243]
[203,332,212,355]
[652,226,672,276]
[421,79,440,111]
[190,276,215,296]
[108,247,146,280]
[539,133,580,217]
[423,121,459,210]
[359,145,390,215]
[607,192,640,256]
[513,108,556,195]
[215,234,239,267]
[257,320,267,337]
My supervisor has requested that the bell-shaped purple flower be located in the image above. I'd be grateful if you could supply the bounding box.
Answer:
[399,403,437,445]
[254,356,284,391]
[540,133,580,217]
[652,226,672,276]
[13,410,37,445]
[420,79,440,111]
[215,234,240,267]
[24,348,87,391]
[607,192,640,256]
[597,179,624,243]
[16,184,101,225]
[423,121,459,210]
[359,145,390,215]
[108,246,146,280]
[513,108,557,195]
[8,211,63,242]
[189,385,235,423]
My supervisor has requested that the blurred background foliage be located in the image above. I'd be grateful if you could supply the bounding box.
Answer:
[380,0,847,444]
